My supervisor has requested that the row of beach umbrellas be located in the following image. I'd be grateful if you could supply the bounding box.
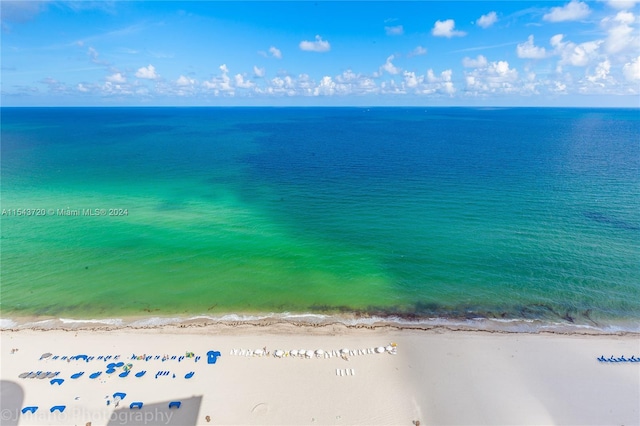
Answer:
[230,343,397,358]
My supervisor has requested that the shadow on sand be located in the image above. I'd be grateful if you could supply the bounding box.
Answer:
[106,395,202,426]
[0,380,24,426]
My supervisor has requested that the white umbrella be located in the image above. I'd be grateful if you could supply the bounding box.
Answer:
[341,348,349,354]
[305,350,314,358]
[290,350,298,357]
[385,345,393,352]
[375,346,385,353]
[315,349,325,357]
[274,350,284,358]
[254,349,264,356]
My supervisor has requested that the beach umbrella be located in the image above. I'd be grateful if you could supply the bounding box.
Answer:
[375,346,385,353]
[19,372,30,379]
[305,350,314,358]
[254,349,264,356]
[341,348,349,354]
[385,345,393,352]
[315,349,325,357]
[40,353,52,360]
[274,350,284,358]
[290,350,298,357]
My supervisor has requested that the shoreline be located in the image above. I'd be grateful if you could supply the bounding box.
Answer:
[2,312,639,335]
[2,322,639,426]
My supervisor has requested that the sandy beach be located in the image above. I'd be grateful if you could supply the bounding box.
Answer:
[1,322,638,426]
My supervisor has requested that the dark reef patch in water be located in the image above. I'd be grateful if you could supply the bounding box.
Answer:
[583,211,640,231]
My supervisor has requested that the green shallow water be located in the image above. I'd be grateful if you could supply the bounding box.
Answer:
[1,107,639,328]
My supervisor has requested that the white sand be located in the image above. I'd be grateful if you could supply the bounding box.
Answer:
[1,323,638,426]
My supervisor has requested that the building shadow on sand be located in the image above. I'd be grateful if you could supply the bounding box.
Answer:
[107,395,202,426]
[0,380,24,426]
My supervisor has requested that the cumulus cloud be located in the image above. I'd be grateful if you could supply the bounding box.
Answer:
[462,55,488,68]
[464,60,520,95]
[551,34,601,67]
[477,11,498,28]
[517,35,547,59]
[385,25,404,36]
[135,64,158,79]
[381,55,401,74]
[601,11,639,54]
[234,74,254,89]
[607,0,640,9]
[432,19,466,38]
[408,45,427,57]
[176,75,196,86]
[253,66,265,77]
[586,59,612,85]
[202,64,233,95]
[269,46,282,59]
[106,72,126,83]
[623,55,640,80]
[299,35,331,52]
[543,0,591,22]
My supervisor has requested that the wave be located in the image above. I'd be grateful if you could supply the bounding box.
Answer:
[2,312,638,334]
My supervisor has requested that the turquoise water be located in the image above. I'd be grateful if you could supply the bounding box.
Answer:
[1,107,639,329]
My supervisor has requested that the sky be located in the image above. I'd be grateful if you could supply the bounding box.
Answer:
[1,1,639,107]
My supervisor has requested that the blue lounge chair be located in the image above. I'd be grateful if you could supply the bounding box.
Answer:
[113,392,126,400]
[50,405,66,413]
[70,372,84,379]
[168,401,181,409]
[207,351,221,364]
[98,356,104,360]
[119,371,130,378]
[21,406,38,414]
[135,370,146,378]
[52,356,59,360]
[90,372,102,379]
[50,379,64,385]
[195,356,201,362]
[178,356,184,362]
[130,402,143,409]
[185,371,194,379]
[104,356,112,361]
[61,356,67,360]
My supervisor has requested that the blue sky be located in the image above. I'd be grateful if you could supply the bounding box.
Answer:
[1,1,639,106]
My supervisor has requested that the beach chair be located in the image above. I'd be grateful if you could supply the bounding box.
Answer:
[185,371,194,379]
[135,370,146,378]
[90,372,102,379]
[21,406,38,414]
[129,402,143,409]
[50,405,66,413]
[168,401,181,409]
[50,379,64,385]
[70,372,84,379]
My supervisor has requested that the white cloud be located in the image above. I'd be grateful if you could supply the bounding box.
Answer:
[623,56,640,80]
[551,34,602,67]
[464,60,519,95]
[607,0,640,9]
[403,71,423,88]
[77,83,89,92]
[385,25,404,36]
[432,19,466,38]
[585,59,612,85]
[462,55,488,68]
[477,12,498,28]
[601,11,639,54]
[408,45,427,57]
[314,76,336,96]
[106,72,126,83]
[299,35,331,52]
[253,66,265,77]
[202,64,233,95]
[135,64,158,80]
[269,46,282,59]
[543,0,591,22]
[234,74,254,89]
[381,55,400,74]
[176,75,196,86]
[517,35,547,59]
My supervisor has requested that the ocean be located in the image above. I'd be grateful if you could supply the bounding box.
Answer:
[1,107,639,331]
